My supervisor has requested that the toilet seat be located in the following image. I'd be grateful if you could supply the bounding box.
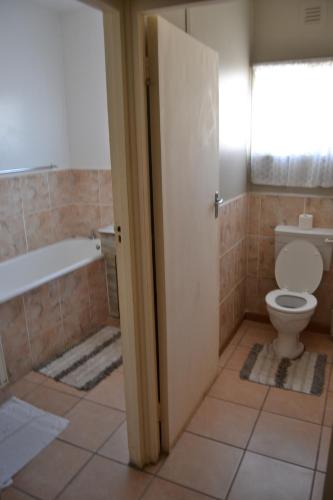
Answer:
[266,240,322,315]
[266,289,317,314]
[275,239,323,293]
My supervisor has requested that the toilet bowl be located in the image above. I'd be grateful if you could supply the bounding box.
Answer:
[266,239,323,359]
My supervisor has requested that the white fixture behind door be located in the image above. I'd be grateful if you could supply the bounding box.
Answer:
[147,16,220,451]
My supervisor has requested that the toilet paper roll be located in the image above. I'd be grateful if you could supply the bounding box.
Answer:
[299,213,313,229]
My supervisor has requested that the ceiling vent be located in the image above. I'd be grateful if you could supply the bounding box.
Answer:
[301,2,326,25]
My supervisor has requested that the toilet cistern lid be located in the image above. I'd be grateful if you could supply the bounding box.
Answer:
[275,240,323,293]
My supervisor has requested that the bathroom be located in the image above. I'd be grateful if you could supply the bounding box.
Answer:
[1,0,333,499]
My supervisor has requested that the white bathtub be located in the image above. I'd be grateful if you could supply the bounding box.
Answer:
[0,238,102,304]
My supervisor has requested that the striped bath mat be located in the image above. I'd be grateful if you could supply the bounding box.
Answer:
[38,326,122,391]
[240,343,327,395]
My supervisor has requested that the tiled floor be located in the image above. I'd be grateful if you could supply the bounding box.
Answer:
[1,320,332,500]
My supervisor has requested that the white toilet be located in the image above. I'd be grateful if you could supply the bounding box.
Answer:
[266,225,333,359]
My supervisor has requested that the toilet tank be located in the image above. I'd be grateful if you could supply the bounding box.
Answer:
[275,225,333,271]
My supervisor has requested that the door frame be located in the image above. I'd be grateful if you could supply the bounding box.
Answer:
[81,0,216,468]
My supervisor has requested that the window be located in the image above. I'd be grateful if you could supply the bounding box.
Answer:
[250,59,333,188]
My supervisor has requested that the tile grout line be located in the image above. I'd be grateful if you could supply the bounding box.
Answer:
[225,380,271,500]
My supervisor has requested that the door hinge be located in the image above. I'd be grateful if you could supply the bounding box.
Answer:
[145,56,151,87]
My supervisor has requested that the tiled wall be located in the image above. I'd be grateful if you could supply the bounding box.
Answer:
[0,259,109,383]
[246,192,333,330]
[0,169,114,262]
[219,194,248,350]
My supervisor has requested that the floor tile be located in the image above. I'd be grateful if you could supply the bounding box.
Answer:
[209,369,268,409]
[60,399,125,451]
[218,343,236,368]
[239,327,275,347]
[229,323,248,346]
[23,371,47,385]
[301,333,333,363]
[324,392,333,426]
[329,371,333,391]
[263,387,326,424]
[85,370,126,411]
[43,378,84,398]
[248,412,321,468]
[98,421,129,464]
[141,478,212,500]
[225,346,251,371]
[187,397,258,448]
[158,432,242,499]
[312,471,326,500]
[57,455,150,500]
[1,488,35,500]
[14,440,91,500]
[23,385,79,416]
[317,426,332,472]
[228,452,313,500]
[8,379,39,399]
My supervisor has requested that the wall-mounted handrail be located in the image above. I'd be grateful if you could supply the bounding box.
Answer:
[0,164,58,176]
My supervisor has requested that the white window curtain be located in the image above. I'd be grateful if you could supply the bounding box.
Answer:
[250,59,333,188]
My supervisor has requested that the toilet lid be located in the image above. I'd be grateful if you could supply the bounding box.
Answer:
[275,240,323,293]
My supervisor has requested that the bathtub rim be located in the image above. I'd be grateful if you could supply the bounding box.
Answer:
[0,238,103,305]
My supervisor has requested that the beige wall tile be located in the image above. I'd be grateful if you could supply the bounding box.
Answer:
[219,293,234,348]
[99,170,113,205]
[233,195,247,243]
[247,236,259,277]
[24,281,61,337]
[305,197,333,228]
[48,170,74,208]
[220,201,236,255]
[63,308,93,346]
[247,193,261,235]
[72,170,99,204]
[0,298,32,381]
[30,323,65,367]
[100,205,114,227]
[20,173,50,214]
[258,237,275,279]
[52,206,76,240]
[25,210,57,250]
[245,276,260,314]
[260,195,304,236]
[235,239,247,283]
[0,177,22,217]
[220,249,235,301]
[71,205,101,237]
[234,280,246,326]
[0,215,27,261]
[59,268,90,318]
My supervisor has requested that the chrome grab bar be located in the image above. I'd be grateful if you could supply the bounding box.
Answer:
[0,164,58,176]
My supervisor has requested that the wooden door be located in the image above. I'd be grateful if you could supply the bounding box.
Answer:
[147,16,220,450]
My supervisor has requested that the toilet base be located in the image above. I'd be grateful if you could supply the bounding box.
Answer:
[272,337,304,360]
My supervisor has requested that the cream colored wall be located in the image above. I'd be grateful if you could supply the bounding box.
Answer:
[252,0,333,63]
[160,0,251,201]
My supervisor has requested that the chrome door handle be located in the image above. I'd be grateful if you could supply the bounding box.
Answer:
[325,238,333,243]
[214,191,224,218]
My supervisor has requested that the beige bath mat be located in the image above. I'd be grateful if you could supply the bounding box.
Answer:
[240,343,327,395]
[38,326,122,391]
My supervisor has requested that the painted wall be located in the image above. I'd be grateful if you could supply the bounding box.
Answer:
[161,0,251,201]
[252,0,333,63]
[0,0,70,170]
[0,0,110,172]
[62,6,111,170]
